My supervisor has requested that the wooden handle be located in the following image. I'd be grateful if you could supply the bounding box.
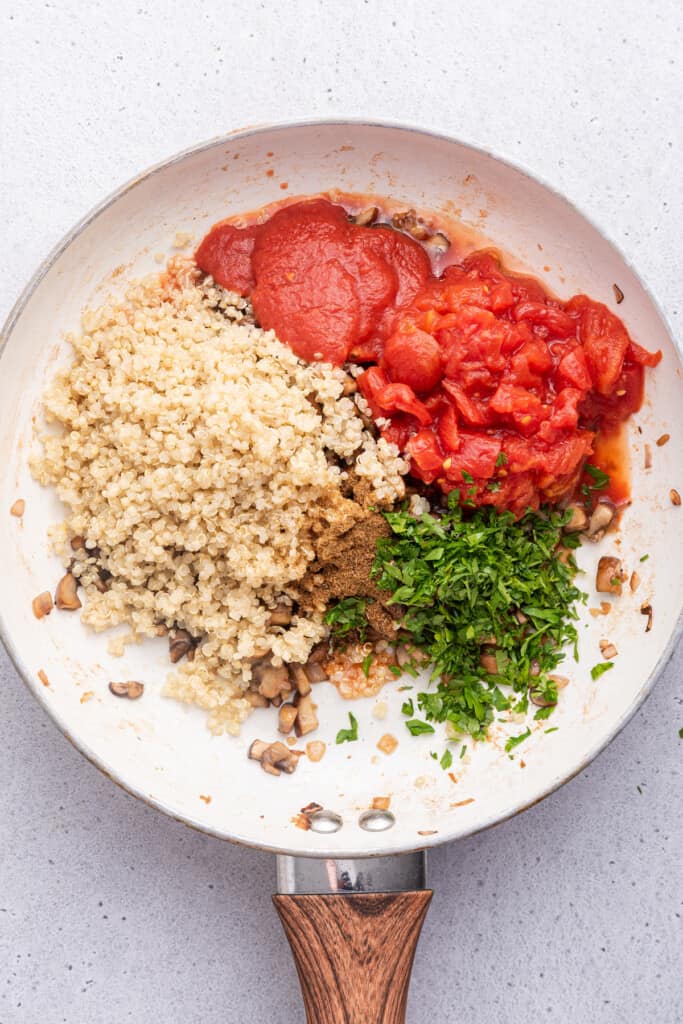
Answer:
[273,890,432,1024]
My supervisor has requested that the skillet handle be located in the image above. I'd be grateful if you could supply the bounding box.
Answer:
[273,890,432,1024]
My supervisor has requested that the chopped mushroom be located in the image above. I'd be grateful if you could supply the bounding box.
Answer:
[585,501,616,540]
[612,283,624,304]
[288,662,311,696]
[599,639,618,660]
[10,499,25,517]
[596,556,626,595]
[391,209,430,241]
[244,691,269,708]
[307,641,329,663]
[549,674,570,689]
[351,206,379,227]
[529,686,556,708]
[640,602,653,632]
[267,601,293,627]
[255,664,291,700]
[563,503,588,533]
[169,629,195,664]
[479,649,498,675]
[108,680,144,699]
[249,739,300,777]
[304,660,328,683]
[70,535,86,551]
[32,591,54,619]
[248,739,270,762]
[55,572,82,611]
[294,693,319,736]
[425,232,450,253]
[278,703,299,735]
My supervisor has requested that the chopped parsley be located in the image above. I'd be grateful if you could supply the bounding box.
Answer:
[440,749,453,770]
[405,719,435,736]
[584,463,610,490]
[640,554,649,563]
[335,712,359,744]
[533,705,555,721]
[544,726,559,734]
[678,727,683,739]
[324,596,370,642]
[591,661,614,681]
[361,652,373,677]
[495,451,508,467]
[505,727,531,753]
[373,499,584,740]
[401,698,415,716]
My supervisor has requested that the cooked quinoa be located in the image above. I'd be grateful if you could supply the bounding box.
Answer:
[31,259,408,734]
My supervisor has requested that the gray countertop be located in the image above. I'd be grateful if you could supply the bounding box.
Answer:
[1,2,682,1021]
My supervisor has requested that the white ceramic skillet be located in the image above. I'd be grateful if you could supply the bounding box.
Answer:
[1,120,682,1021]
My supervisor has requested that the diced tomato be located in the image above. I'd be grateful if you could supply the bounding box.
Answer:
[382,327,443,393]
[568,295,631,396]
[442,432,502,480]
[556,345,592,390]
[628,340,662,368]
[508,336,553,388]
[441,380,490,426]
[375,383,433,425]
[437,405,460,450]
[513,301,577,338]
[406,430,445,479]
[489,382,549,435]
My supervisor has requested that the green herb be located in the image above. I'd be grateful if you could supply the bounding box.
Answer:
[405,719,435,736]
[373,501,584,740]
[591,661,614,680]
[401,698,415,717]
[637,784,643,795]
[461,470,474,483]
[430,751,438,760]
[459,744,467,759]
[440,749,453,770]
[336,712,359,744]
[361,653,373,678]
[505,728,531,753]
[584,464,610,490]
[324,596,370,642]
[678,727,683,739]
[534,705,555,721]
[487,480,502,493]
[640,554,649,563]
[544,726,559,734]
[389,664,402,677]
[495,452,508,467]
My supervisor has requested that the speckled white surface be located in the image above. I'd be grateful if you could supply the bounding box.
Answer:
[1,2,682,1021]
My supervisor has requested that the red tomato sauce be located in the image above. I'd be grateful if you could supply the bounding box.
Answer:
[195,198,661,516]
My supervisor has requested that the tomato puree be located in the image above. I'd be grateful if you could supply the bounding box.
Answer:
[196,199,661,515]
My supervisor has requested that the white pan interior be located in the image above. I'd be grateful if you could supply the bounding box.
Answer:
[1,121,681,857]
